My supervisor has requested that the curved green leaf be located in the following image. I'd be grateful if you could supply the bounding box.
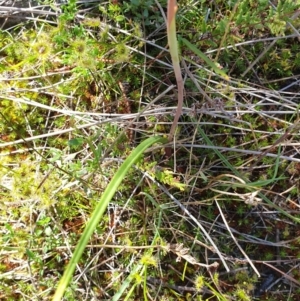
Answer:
[52,136,167,301]
[180,36,229,80]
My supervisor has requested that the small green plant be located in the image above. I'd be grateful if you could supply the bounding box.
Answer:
[234,287,251,301]
[194,274,205,291]
[122,0,165,26]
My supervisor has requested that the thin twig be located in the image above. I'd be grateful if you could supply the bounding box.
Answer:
[215,200,260,277]
[144,171,230,272]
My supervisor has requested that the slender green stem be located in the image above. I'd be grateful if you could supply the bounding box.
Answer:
[167,0,184,141]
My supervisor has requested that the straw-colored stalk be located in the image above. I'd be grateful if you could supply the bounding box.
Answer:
[167,0,184,142]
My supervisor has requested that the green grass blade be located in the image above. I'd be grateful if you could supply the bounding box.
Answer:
[180,36,229,80]
[52,136,167,301]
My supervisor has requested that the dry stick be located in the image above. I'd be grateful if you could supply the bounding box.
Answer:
[0,6,59,16]
[247,120,300,173]
[0,86,175,149]
[242,3,300,78]
[242,40,276,78]
[167,0,184,142]
[144,171,230,272]
[215,201,260,277]
[181,59,213,103]
[263,262,300,287]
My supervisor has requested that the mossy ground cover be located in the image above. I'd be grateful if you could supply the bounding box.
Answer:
[0,0,300,300]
